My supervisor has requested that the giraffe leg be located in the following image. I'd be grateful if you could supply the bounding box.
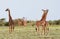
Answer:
[35,27,37,32]
[44,27,46,35]
[37,26,39,32]
[11,25,12,32]
[12,25,14,32]
[35,26,39,33]
[9,26,12,33]
[10,25,14,32]
[45,22,49,35]
[10,25,14,33]
[46,27,49,35]
[35,26,38,32]
[45,26,49,35]
[42,26,46,35]
[9,26,10,33]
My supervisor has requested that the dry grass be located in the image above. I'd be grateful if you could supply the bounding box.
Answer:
[0,25,60,39]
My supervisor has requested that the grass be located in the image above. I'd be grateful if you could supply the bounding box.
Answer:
[0,25,60,39]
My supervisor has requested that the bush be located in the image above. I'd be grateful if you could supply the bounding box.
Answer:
[4,22,9,26]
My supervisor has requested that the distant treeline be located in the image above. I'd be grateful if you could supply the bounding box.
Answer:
[0,18,60,26]
[48,20,60,25]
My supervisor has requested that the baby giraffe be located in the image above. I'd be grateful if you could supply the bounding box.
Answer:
[36,9,49,35]
[5,8,14,33]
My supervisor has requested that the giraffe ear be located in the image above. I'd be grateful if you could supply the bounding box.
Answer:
[46,9,49,12]
[5,9,8,11]
[42,9,44,11]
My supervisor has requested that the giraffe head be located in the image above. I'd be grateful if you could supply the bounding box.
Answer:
[5,8,10,11]
[42,9,48,13]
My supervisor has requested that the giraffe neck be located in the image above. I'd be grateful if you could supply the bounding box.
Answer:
[8,10,11,16]
[8,10,12,20]
[40,12,48,21]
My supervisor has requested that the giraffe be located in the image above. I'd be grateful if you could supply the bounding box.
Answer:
[5,8,14,33]
[17,17,27,26]
[36,9,49,35]
[18,19,23,26]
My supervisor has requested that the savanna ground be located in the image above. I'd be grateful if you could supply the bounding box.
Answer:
[0,25,60,39]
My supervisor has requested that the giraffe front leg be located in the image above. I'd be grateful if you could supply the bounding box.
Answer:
[9,26,12,33]
[35,26,38,32]
[35,26,39,33]
[11,25,14,32]
[45,27,49,35]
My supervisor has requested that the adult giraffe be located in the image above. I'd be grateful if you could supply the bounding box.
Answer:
[18,17,27,26]
[36,9,49,35]
[5,8,14,33]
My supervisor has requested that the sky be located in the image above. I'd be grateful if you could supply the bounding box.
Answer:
[0,0,60,21]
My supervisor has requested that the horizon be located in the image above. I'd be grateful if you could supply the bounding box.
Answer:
[0,0,60,21]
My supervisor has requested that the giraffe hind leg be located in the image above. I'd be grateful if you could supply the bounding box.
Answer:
[42,26,46,35]
[12,25,14,31]
[9,26,12,33]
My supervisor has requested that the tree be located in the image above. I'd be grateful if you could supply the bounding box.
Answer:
[0,18,5,26]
